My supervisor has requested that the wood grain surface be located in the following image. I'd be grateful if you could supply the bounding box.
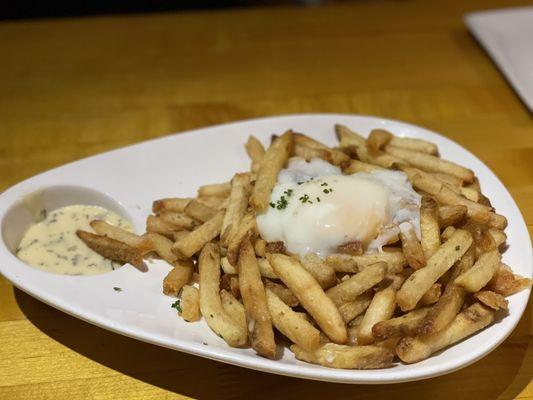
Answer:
[0,0,532,398]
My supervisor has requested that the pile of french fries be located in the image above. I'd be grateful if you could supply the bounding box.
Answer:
[76,125,532,369]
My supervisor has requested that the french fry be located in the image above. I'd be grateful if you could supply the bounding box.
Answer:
[454,249,501,292]
[327,262,387,306]
[238,237,276,358]
[372,307,430,340]
[245,135,266,173]
[396,303,494,363]
[197,196,229,210]
[198,244,247,347]
[389,135,439,155]
[221,173,252,246]
[257,258,278,279]
[449,244,475,282]
[254,238,267,257]
[338,292,373,323]
[172,210,225,259]
[300,253,337,289]
[197,181,231,198]
[474,290,508,311]
[180,285,201,322]
[146,215,180,238]
[386,145,473,183]
[152,197,192,213]
[145,232,177,264]
[294,133,350,167]
[264,241,286,254]
[220,274,240,298]
[294,144,330,162]
[343,159,384,174]
[184,199,217,222]
[337,241,364,256]
[90,220,151,254]
[419,283,442,306]
[396,229,473,311]
[266,289,320,351]
[399,222,425,270]
[357,285,397,345]
[438,205,467,228]
[76,230,145,270]
[264,280,299,307]
[226,212,257,265]
[268,253,347,344]
[326,248,406,274]
[250,130,293,212]
[334,124,366,148]
[172,230,188,242]
[488,229,507,248]
[431,172,463,188]
[220,289,247,329]
[356,145,404,169]
[417,284,465,336]
[487,264,532,296]
[291,343,393,369]
[159,211,198,230]
[366,129,393,152]
[163,259,194,296]
[420,197,440,259]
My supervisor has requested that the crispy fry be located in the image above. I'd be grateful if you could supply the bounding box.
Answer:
[396,229,473,311]
[474,290,508,311]
[220,256,237,274]
[90,220,150,252]
[159,211,198,230]
[197,181,231,198]
[367,129,393,152]
[357,285,397,345]
[145,232,177,264]
[257,258,278,279]
[294,133,350,167]
[226,212,257,265]
[197,196,229,210]
[431,172,463,187]
[198,244,247,347]
[265,241,286,254]
[180,285,201,322]
[221,173,252,246]
[238,237,276,358]
[334,124,366,148]
[76,230,145,270]
[438,205,467,228]
[455,249,501,292]
[396,303,494,363]
[372,307,430,340]
[172,210,225,259]
[399,222,425,270]
[488,229,507,248]
[291,343,393,369]
[264,280,299,307]
[184,199,217,223]
[419,283,442,306]
[163,259,194,296]
[300,253,337,289]
[254,238,266,257]
[266,289,320,351]
[250,130,293,212]
[449,244,475,282]
[386,145,474,183]
[146,215,179,238]
[389,135,439,155]
[326,248,406,274]
[343,159,384,174]
[152,198,192,213]
[337,241,364,256]
[356,145,404,169]
[327,262,387,306]
[487,264,532,296]
[220,289,247,329]
[417,284,465,336]
[268,253,347,344]
[338,292,373,323]
[420,197,440,259]
[245,135,266,173]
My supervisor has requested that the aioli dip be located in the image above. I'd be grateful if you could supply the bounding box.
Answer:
[17,205,133,275]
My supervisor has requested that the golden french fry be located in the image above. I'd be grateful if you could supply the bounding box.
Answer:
[197,181,231,198]
[172,210,225,259]
[396,229,473,311]
[226,212,257,265]
[159,211,198,230]
[327,262,387,306]
[250,130,293,212]
[326,248,406,274]
[337,241,363,256]
[367,129,393,152]
[220,173,252,246]
[300,253,337,289]
[257,258,278,279]
[372,307,430,340]
[396,303,494,363]
[390,135,439,155]
[399,222,425,270]
[268,253,347,344]
[294,133,350,167]
[338,292,373,323]
[254,238,267,257]
[386,145,474,183]
[245,135,266,173]
[487,264,532,296]
[419,283,442,306]
[357,285,397,345]
[238,237,276,359]
[76,230,145,270]
[343,159,384,174]
[455,249,501,292]
[152,197,192,213]
[420,197,440,259]
[198,243,247,347]
[334,124,366,148]
[163,259,194,296]
[431,172,463,187]
[449,244,475,282]
[90,220,149,252]
[220,289,247,329]
[184,199,217,222]
[145,232,177,264]
[146,215,180,238]
[488,229,507,248]
[356,145,404,168]
[180,285,201,322]
[266,288,320,351]
[474,290,508,311]
[417,284,465,336]
[264,280,299,307]
[291,343,394,369]
[438,205,467,228]
[197,196,229,210]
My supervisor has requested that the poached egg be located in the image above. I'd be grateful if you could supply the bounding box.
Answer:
[256,158,421,257]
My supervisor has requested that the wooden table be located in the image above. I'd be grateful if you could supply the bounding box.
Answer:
[1,0,532,398]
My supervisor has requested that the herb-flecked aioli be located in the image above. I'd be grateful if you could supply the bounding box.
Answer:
[17,205,133,275]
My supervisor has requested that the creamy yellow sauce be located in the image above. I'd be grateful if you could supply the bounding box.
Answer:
[17,205,133,276]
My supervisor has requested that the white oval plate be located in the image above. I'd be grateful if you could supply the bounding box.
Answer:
[0,114,531,384]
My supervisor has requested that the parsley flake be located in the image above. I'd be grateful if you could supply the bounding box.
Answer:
[171,299,182,313]
[113,287,122,292]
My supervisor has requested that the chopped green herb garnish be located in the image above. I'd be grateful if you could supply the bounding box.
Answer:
[276,195,288,210]
[171,299,182,313]
[455,246,461,251]
[269,202,275,208]
[299,194,310,203]
[320,182,328,187]
[297,182,304,185]
[113,287,122,292]
[323,189,330,194]
[316,197,321,202]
